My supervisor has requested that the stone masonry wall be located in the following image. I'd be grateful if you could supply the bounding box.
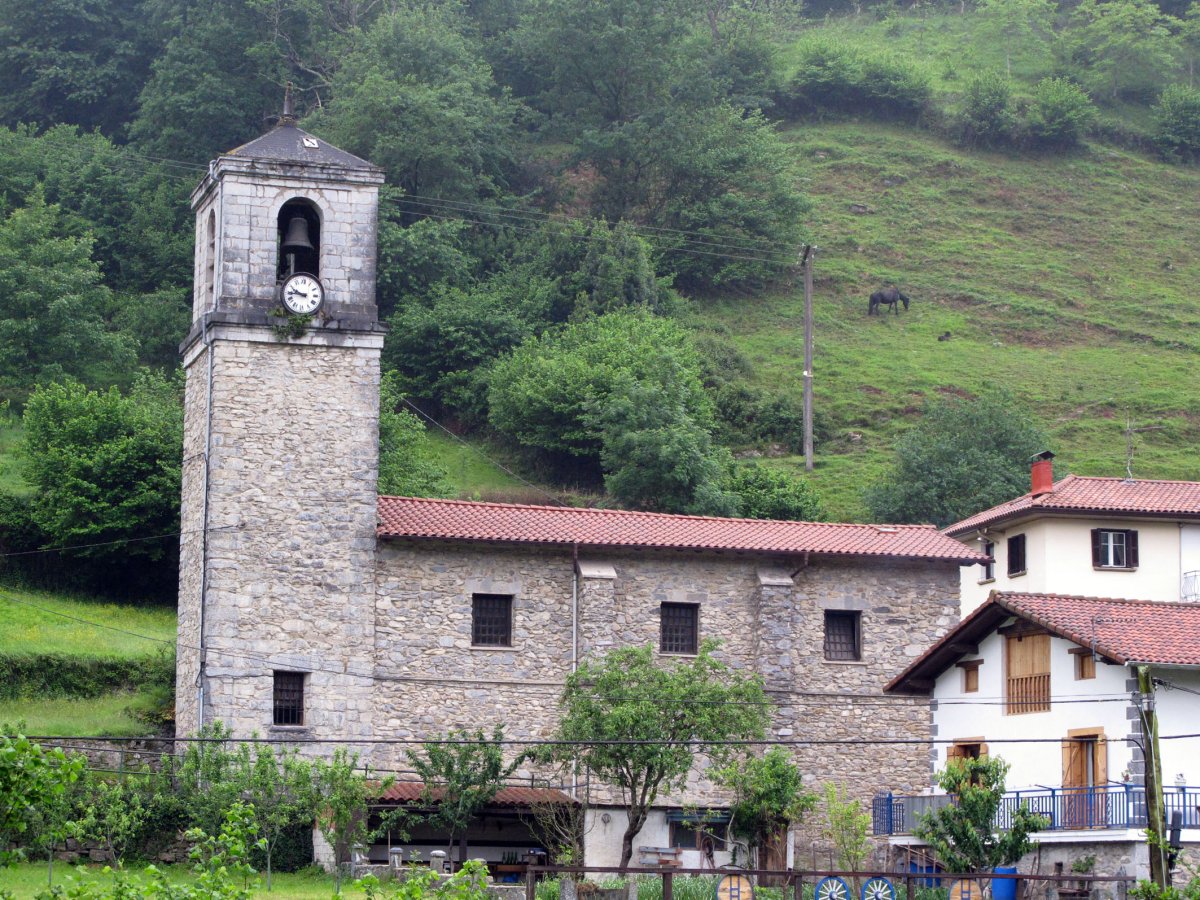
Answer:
[371,542,959,850]
[184,332,381,752]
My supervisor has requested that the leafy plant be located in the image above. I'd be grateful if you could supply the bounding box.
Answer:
[1028,78,1096,150]
[1154,84,1200,162]
[715,748,816,868]
[820,783,872,877]
[0,728,85,868]
[958,71,1017,147]
[914,756,1048,876]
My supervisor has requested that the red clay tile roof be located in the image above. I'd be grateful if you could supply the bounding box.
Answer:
[376,782,575,806]
[887,591,1200,692]
[377,496,985,562]
[945,475,1200,536]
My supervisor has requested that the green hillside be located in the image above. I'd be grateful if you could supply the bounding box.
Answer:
[0,587,176,736]
[692,120,1200,520]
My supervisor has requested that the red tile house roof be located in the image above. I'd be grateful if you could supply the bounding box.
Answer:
[377,783,575,806]
[887,591,1200,693]
[945,475,1200,536]
[377,496,985,562]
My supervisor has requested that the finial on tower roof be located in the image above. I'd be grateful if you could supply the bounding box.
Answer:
[281,83,296,125]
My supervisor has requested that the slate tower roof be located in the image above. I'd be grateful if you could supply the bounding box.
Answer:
[225,122,377,171]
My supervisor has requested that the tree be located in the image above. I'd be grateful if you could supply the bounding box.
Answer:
[312,748,393,895]
[1062,0,1181,101]
[863,391,1048,528]
[974,0,1057,76]
[545,641,770,868]
[0,191,137,405]
[20,371,182,597]
[0,730,85,868]
[958,71,1017,147]
[820,783,872,877]
[240,744,316,892]
[406,726,523,864]
[310,5,521,202]
[79,772,150,866]
[1153,83,1200,161]
[715,748,815,869]
[1027,78,1096,149]
[914,756,1048,876]
[378,373,453,498]
[727,463,825,522]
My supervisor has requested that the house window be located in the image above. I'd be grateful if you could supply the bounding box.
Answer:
[957,659,982,693]
[824,611,861,661]
[1071,648,1096,680]
[1005,632,1050,714]
[660,603,699,655]
[1092,529,1138,569]
[472,593,512,646]
[980,540,995,582]
[1007,534,1027,577]
[947,739,988,762]
[668,816,728,851]
[273,671,305,726]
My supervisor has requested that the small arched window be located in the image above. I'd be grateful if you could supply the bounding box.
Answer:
[277,198,321,281]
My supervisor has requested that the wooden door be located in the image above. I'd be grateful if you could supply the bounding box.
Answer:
[1006,633,1050,713]
[1062,729,1107,828]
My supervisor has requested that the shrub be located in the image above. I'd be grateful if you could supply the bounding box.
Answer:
[1153,84,1200,162]
[958,71,1017,147]
[727,463,825,522]
[1028,78,1096,149]
[783,36,930,121]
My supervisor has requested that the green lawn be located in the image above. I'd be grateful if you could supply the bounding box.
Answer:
[0,586,176,656]
[425,431,567,505]
[0,693,154,738]
[0,862,371,899]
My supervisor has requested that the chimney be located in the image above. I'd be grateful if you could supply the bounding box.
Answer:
[1030,450,1055,496]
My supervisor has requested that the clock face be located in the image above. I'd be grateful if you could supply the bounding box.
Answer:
[281,274,324,315]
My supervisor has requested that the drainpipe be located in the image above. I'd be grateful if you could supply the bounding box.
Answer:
[571,542,579,801]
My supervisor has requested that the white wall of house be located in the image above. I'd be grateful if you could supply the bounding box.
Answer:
[931,626,1133,790]
[959,519,1185,613]
[582,809,735,870]
[1153,667,1200,791]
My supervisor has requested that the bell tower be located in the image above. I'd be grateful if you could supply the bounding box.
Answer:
[176,95,385,743]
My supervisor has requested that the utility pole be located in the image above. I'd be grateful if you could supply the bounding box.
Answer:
[802,245,815,472]
[1137,666,1168,889]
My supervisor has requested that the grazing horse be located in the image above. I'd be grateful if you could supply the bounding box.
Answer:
[869,286,911,315]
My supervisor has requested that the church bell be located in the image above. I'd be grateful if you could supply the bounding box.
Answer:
[281,216,315,252]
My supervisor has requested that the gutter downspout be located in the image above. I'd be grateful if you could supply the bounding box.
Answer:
[196,172,222,732]
[571,542,579,800]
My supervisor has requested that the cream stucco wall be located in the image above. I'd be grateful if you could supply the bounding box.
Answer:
[959,518,1190,613]
[931,625,1136,790]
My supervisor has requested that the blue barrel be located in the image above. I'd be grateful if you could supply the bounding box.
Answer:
[993,867,1020,900]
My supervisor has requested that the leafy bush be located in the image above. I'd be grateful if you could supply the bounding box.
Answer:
[1153,84,1200,162]
[727,463,825,522]
[0,650,174,701]
[958,71,1017,147]
[783,35,930,121]
[1027,78,1096,149]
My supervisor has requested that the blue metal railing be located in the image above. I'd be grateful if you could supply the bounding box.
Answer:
[873,786,1200,836]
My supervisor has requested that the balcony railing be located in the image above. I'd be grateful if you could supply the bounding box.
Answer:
[1006,673,1050,714]
[1183,570,1200,603]
[873,785,1200,836]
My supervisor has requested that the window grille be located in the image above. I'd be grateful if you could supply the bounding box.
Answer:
[472,593,512,646]
[824,611,861,661]
[660,603,699,654]
[273,671,305,726]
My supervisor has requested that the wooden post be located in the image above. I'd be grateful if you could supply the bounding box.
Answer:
[526,867,537,900]
[663,871,673,900]
[802,246,815,472]
[1139,666,1168,889]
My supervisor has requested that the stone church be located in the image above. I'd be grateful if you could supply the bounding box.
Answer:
[176,110,984,868]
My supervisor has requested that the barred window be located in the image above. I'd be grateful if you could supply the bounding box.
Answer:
[824,611,861,661]
[660,603,699,655]
[273,671,305,726]
[472,593,512,646]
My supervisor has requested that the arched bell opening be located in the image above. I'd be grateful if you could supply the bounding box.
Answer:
[276,198,322,281]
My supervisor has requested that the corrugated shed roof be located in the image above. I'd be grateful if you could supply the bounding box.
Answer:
[376,783,576,806]
[225,123,378,171]
[945,475,1200,535]
[377,496,985,562]
[887,591,1200,692]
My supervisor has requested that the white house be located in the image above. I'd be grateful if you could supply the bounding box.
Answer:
[950,452,1200,614]
[876,460,1200,879]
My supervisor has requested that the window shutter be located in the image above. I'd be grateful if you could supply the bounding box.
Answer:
[1091,529,1102,567]
[1127,530,1139,567]
[979,743,989,758]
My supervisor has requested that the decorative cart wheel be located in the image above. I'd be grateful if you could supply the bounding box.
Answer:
[861,878,896,900]
[815,877,852,900]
